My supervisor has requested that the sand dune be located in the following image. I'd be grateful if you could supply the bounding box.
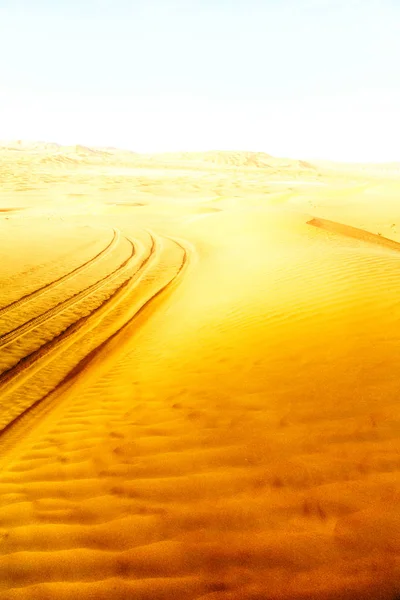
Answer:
[0,144,399,599]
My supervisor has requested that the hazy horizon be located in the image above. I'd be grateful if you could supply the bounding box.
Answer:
[1,0,399,162]
[3,137,400,166]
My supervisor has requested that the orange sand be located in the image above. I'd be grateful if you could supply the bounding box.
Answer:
[0,145,399,599]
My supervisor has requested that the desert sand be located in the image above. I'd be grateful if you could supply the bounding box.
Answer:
[0,142,399,599]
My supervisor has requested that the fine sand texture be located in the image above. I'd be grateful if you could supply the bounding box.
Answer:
[0,145,399,599]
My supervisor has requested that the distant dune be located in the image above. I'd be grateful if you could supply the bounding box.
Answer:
[0,140,62,152]
[151,150,274,167]
[59,144,116,158]
[38,155,81,166]
[2,141,400,177]
[141,150,319,172]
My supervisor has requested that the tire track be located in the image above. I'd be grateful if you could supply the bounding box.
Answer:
[0,227,120,319]
[0,234,134,352]
[0,234,192,463]
[0,231,156,398]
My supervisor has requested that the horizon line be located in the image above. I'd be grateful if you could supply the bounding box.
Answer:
[1,138,400,166]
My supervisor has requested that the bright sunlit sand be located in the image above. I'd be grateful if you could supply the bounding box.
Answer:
[0,144,399,600]
[2,0,400,596]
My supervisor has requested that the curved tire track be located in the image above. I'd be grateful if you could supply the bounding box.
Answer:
[0,227,120,319]
[0,234,134,352]
[0,234,192,461]
[0,231,157,397]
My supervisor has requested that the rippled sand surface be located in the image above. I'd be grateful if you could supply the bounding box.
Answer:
[0,146,399,599]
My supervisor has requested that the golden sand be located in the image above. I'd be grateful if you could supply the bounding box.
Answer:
[0,145,399,599]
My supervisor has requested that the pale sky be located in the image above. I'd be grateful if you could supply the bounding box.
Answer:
[0,0,399,161]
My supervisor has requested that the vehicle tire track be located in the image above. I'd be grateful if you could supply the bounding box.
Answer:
[0,234,134,352]
[0,227,120,319]
[0,231,156,402]
[0,234,192,463]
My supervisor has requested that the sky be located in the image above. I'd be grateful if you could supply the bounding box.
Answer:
[0,0,399,161]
